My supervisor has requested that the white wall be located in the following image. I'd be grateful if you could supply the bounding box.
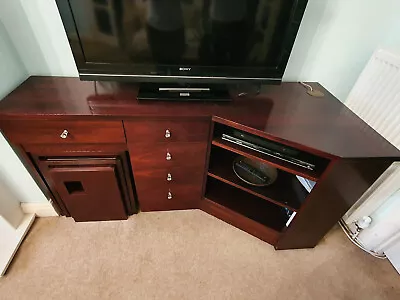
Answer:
[1,0,78,77]
[2,0,400,100]
[0,23,27,100]
[0,20,48,204]
[0,179,24,229]
[284,0,400,100]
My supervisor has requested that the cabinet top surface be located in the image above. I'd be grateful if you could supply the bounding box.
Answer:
[0,76,399,158]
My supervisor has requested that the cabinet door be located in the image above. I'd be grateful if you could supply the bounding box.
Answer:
[49,165,127,222]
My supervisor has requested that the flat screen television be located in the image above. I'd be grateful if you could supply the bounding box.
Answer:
[56,0,308,100]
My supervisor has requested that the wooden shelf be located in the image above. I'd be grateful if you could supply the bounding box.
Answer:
[205,177,289,233]
[208,146,308,211]
[212,137,321,181]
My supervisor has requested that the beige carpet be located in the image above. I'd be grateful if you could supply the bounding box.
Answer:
[0,210,399,300]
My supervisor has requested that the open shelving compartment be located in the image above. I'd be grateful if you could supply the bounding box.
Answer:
[208,146,308,212]
[205,176,289,231]
[203,121,330,245]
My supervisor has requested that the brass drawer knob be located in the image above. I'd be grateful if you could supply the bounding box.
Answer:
[165,129,171,138]
[167,190,173,200]
[167,173,172,181]
[60,129,69,139]
[166,152,172,161]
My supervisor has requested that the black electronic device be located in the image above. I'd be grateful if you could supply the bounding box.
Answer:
[232,156,278,186]
[55,0,309,101]
[234,160,269,184]
[231,130,299,157]
[222,133,316,171]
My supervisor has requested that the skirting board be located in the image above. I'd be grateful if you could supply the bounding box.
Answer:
[0,214,35,276]
[21,202,58,217]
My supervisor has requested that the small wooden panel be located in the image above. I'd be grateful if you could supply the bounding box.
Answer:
[124,119,210,144]
[129,142,208,169]
[24,143,128,156]
[1,120,125,144]
[49,166,127,222]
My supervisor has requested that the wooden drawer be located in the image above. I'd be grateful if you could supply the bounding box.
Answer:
[1,120,125,144]
[134,166,204,186]
[129,142,208,169]
[134,166,204,211]
[136,181,202,212]
[124,119,210,143]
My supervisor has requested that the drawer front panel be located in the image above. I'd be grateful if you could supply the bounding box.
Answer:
[1,120,126,144]
[134,166,204,211]
[134,166,204,186]
[136,182,202,211]
[129,142,208,169]
[124,119,210,143]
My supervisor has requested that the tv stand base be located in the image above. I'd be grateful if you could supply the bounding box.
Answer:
[137,83,231,102]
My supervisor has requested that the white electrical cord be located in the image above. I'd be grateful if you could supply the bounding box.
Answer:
[338,219,387,259]
[299,81,314,92]
[299,81,325,97]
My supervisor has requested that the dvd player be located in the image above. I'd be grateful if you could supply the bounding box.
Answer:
[222,133,315,170]
[231,130,299,157]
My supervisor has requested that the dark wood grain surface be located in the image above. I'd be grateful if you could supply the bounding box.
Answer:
[33,153,136,218]
[205,177,289,232]
[124,119,210,143]
[1,120,126,144]
[134,172,202,212]
[49,165,128,222]
[275,158,394,249]
[1,76,399,248]
[1,76,398,158]
[23,143,128,156]
[201,198,280,245]
[128,142,208,169]
[36,155,132,221]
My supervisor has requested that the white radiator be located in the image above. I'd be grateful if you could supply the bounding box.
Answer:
[346,49,400,149]
[343,48,400,273]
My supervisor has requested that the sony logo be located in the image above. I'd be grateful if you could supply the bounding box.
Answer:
[179,67,191,71]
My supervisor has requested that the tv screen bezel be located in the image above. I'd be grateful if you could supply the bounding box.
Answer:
[56,0,308,83]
